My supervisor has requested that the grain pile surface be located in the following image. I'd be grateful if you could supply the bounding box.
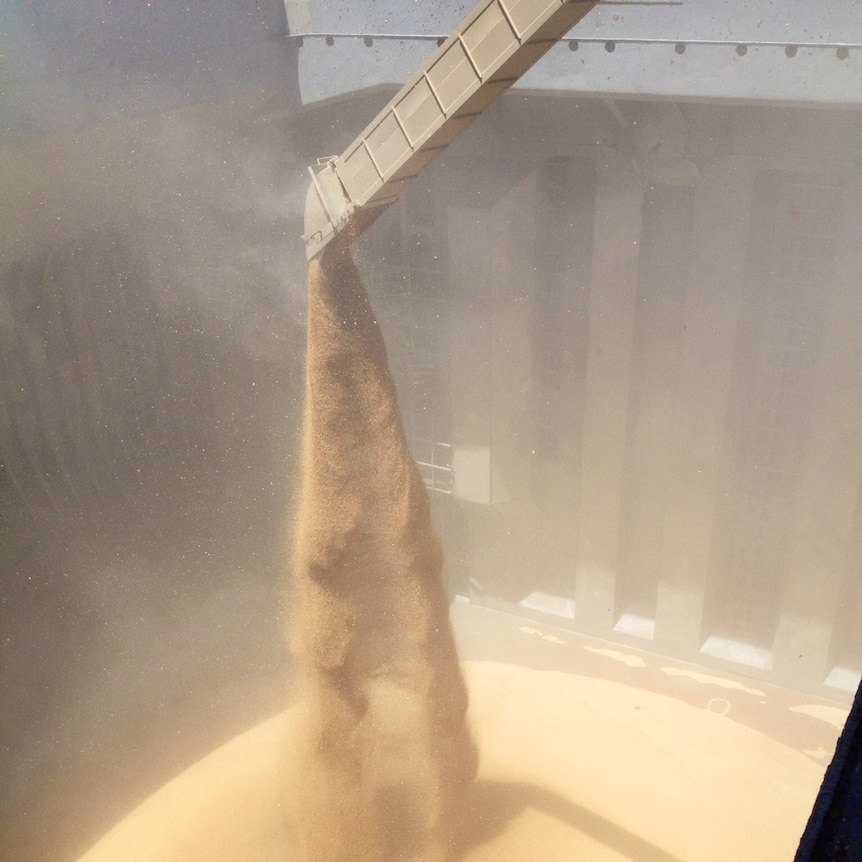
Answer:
[74,661,826,862]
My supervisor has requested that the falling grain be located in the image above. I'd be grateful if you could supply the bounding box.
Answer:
[289,227,478,862]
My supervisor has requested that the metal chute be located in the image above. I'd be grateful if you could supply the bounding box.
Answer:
[303,0,600,259]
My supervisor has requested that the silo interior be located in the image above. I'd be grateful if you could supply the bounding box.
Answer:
[2,1,861,861]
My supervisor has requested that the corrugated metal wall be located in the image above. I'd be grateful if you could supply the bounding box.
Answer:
[368,95,862,699]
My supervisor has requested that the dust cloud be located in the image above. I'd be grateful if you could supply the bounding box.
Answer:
[5,68,860,862]
[0,92,310,862]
